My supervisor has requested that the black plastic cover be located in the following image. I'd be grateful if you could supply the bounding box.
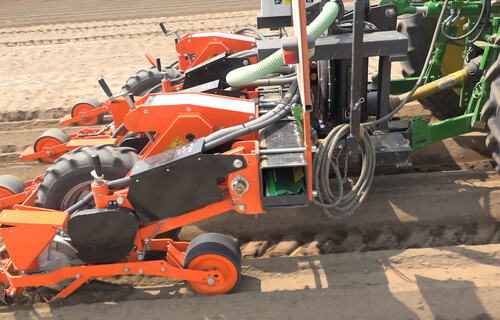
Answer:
[68,208,139,264]
[128,139,246,223]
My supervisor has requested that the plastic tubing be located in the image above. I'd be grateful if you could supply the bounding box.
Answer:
[225,0,340,87]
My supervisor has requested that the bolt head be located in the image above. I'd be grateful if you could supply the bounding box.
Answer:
[75,273,81,279]
[235,186,245,195]
[161,267,166,272]
[139,269,144,275]
[116,196,125,205]
[311,146,317,152]
[238,203,246,211]
[243,60,249,66]
[233,159,243,168]
[143,109,148,114]
[124,267,130,272]
[385,8,396,17]
[207,277,215,285]
[312,190,318,198]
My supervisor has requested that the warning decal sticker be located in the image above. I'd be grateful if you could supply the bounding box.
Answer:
[166,136,186,150]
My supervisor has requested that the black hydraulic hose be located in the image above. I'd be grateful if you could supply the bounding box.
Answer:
[65,176,132,214]
[203,80,298,147]
[441,0,490,43]
[145,75,185,96]
[233,27,265,40]
[145,83,162,95]
[365,0,450,126]
[112,123,125,138]
[203,91,299,151]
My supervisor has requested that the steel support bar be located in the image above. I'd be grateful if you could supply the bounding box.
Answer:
[347,0,365,153]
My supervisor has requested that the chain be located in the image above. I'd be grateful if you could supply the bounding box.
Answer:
[343,151,350,184]
[137,219,165,260]
[464,46,473,64]
[472,83,483,99]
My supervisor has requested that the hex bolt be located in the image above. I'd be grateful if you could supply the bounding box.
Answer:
[124,267,130,272]
[385,8,396,17]
[143,109,148,114]
[311,146,317,152]
[207,277,215,286]
[233,159,243,168]
[75,274,81,279]
[161,267,166,272]
[243,60,249,66]
[238,203,246,211]
[117,197,125,205]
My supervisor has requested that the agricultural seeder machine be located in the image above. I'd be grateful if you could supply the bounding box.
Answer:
[0,0,499,302]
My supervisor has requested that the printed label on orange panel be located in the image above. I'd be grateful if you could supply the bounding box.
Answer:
[166,136,186,150]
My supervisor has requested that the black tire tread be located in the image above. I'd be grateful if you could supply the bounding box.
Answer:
[122,67,181,96]
[484,57,500,172]
[398,12,462,120]
[35,145,139,210]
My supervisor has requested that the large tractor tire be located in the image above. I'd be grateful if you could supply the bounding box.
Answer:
[35,145,139,210]
[398,11,463,119]
[122,67,182,96]
[483,57,500,172]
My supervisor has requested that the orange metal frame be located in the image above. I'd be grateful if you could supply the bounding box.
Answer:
[25,32,259,164]
[0,10,317,301]
[0,141,263,301]
[176,32,256,71]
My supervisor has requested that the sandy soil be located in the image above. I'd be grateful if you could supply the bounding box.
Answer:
[0,1,500,319]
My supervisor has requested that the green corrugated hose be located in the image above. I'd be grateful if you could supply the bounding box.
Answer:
[226,0,340,87]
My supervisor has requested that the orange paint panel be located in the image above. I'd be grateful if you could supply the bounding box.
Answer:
[0,227,55,271]
[0,210,67,228]
[141,114,214,158]
[66,138,117,147]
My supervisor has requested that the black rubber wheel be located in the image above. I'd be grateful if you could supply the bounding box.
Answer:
[71,98,104,126]
[184,233,241,295]
[33,129,72,163]
[35,145,139,210]
[122,67,182,96]
[398,11,462,119]
[483,57,500,172]
[0,175,27,196]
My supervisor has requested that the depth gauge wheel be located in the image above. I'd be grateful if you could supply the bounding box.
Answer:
[0,175,27,198]
[71,98,104,126]
[184,233,241,295]
[33,129,72,163]
[35,145,139,210]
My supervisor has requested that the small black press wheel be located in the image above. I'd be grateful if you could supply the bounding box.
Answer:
[33,129,72,163]
[71,98,104,126]
[0,175,27,198]
[184,233,241,295]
